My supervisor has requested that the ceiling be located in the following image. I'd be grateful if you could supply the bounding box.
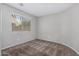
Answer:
[7,3,73,17]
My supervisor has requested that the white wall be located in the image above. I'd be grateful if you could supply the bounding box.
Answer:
[0,5,1,56]
[0,4,37,49]
[38,4,79,54]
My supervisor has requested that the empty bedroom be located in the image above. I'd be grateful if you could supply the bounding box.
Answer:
[0,3,79,56]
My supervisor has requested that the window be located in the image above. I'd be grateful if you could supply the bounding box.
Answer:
[12,14,31,31]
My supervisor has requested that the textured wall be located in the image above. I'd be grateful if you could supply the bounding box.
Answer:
[0,5,1,56]
[38,4,79,54]
[0,4,37,49]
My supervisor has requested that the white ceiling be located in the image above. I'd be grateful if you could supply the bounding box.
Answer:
[7,3,73,17]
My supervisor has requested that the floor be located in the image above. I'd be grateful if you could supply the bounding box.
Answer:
[1,39,78,56]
